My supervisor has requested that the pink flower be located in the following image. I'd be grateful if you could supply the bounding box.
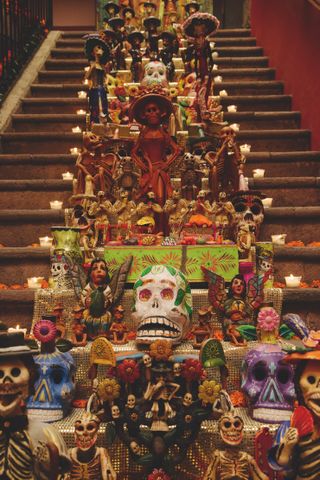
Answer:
[181,359,204,382]
[33,319,57,343]
[117,359,139,384]
[148,469,171,480]
[257,308,280,332]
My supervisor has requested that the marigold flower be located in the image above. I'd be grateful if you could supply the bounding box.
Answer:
[149,340,173,361]
[97,378,120,401]
[230,390,247,407]
[198,379,221,404]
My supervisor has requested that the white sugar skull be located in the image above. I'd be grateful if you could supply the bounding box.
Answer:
[219,412,244,446]
[0,358,30,417]
[241,344,295,423]
[111,405,120,419]
[127,394,136,409]
[74,412,100,451]
[50,252,73,290]
[183,392,193,407]
[141,61,168,88]
[231,192,265,238]
[143,354,152,368]
[132,265,193,344]
[173,362,181,376]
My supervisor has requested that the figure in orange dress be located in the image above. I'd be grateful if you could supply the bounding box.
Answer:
[129,92,182,207]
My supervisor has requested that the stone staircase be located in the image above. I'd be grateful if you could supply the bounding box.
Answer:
[1,28,320,328]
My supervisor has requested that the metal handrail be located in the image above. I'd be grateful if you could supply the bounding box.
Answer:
[0,0,52,103]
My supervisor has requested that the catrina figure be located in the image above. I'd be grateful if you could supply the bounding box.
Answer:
[269,349,320,480]
[0,330,71,479]
[84,35,110,124]
[80,256,132,339]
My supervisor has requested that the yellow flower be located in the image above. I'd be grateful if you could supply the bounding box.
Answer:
[149,340,173,361]
[97,378,120,402]
[198,380,221,404]
[169,87,178,99]
[128,85,140,97]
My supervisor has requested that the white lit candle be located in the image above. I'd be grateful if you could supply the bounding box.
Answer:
[76,109,86,115]
[83,79,89,85]
[212,64,218,71]
[39,236,53,247]
[62,171,74,181]
[8,324,28,337]
[240,144,251,153]
[210,42,215,49]
[70,147,80,155]
[253,169,265,178]
[271,234,287,245]
[227,105,237,112]
[50,200,63,210]
[285,274,302,288]
[84,66,90,72]
[214,75,223,83]
[27,277,44,289]
[77,91,87,99]
[212,51,219,58]
[262,197,273,208]
[229,123,240,132]
[219,90,228,97]
[72,126,82,133]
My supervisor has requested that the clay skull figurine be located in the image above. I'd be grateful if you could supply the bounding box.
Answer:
[0,330,71,479]
[69,411,117,479]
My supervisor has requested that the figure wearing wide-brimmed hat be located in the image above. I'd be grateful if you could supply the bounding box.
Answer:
[183,12,219,82]
[184,0,200,18]
[84,35,111,124]
[143,16,161,57]
[108,16,126,69]
[159,31,178,81]
[104,1,120,20]
[0,330,71,479]
[130,91,182,209]
[123,6,136,34]
[127,30,145,82]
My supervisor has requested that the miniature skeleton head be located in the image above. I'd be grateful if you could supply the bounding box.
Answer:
[74,412,100,451]
[50,252,73,290]
[111,405,120,419]
[219,412,244,446]
[130,441,142,455]
[83,131,103,151]
[257,251,273,274]
[231,191,265,238]
[183,392,193,407]
[299,360,320,419]
[241,344,295,423]
[173,362,182,376]
[141,61,168,88]
[143,354,152,368]
[132,265,193,344]
[0,358,31,418]
[127,394,136,409]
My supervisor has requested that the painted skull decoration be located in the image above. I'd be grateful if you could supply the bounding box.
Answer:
[27,350,76,422]
[74,412,100,451]
[132,265,192,344]
[0,358,30,418]
[230,191,265,238]
[50,251,73,290]
[241,344,295,423]
[219,412,244,446]
[141,60,168,88]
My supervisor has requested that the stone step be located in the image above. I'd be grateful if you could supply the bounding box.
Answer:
[0,132,82,154]
[29,80,283,98]
[55,36,258,48]
[0,154,76,179]
[50,45,264,59]
[248,177,320,206]
[262,207,320,244]
[246,151,320,176]
[274,247,320,285]
[0,209,64,247]
[45,56,269,70]
[38,67,276,84]
[0,180,72,209]
[20,95,292,114]
[11,111,300,132]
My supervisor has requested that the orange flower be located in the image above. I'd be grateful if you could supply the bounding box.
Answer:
[213,330,224,341]
[230,390,247,407]
[300,282,309,288]
[0,283,8,289]
[311,280,320,288]
[273,282,285,288]
[149,340,173,361]
[308,242,320,247]
[287,241,305,247]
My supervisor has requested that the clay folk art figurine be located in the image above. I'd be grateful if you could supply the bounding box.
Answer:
[127,30,145,83]
[203,403,268,480]
[69,411,117,480]
[269,348,320,480]
[0,330,71,479]
[84,35,110,124]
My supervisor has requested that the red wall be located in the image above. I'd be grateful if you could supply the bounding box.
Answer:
[251,0,320,150]
[52,0,96,28]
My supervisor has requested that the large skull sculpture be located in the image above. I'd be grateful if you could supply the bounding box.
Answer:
[27,350,75,422]
[241,344,295,423]
[141,61,168,88]
[230,191,264,239]
[0,358,30,418]
[74,412,100,451]
[132,265,192,344]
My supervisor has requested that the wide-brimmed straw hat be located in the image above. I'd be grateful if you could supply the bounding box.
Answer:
[183,12,220,37]
[129,92,173,125]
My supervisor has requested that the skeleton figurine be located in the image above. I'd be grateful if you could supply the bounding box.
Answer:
[204,407,268,480]
[212,192,235,243]
[237,221,256,262]
[0,331,71,479]
[181,153,203,201]
[50,250,74,290]
[88,192,114,247]
[69,411,117,479]
[163,189,189,238]
[113,189,136,237]
[136,192,163,233]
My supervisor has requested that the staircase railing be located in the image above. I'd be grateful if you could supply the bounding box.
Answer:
[0,0,52,104]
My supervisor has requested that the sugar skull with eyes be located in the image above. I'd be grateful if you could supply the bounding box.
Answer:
[219,412,244,446]
[230,191,265,239]
[132,265,193,344]
[241,344,295,423]
[141,60,168,88]
[74,412,100,451]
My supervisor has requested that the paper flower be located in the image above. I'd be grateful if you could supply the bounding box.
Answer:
[198,379,221,404]
[257,308,280,332]
[230,390,247,407]
[117,359,139,384]
[97,378,121,401]
[148,469,171,480]
[182,358,203,382]
[149,340,173,361]
[33,319,57,343]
